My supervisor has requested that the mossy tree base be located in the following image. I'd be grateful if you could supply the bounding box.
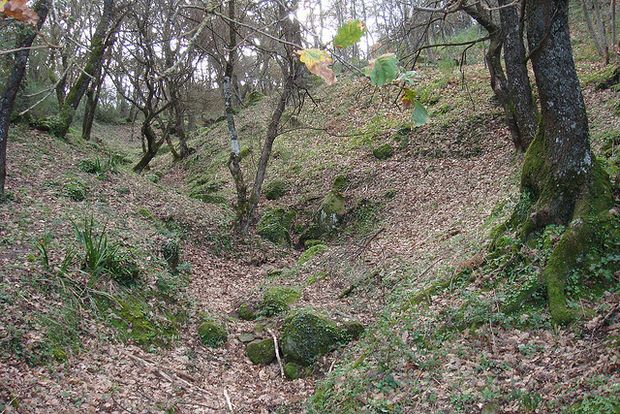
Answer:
[498,130,616,325]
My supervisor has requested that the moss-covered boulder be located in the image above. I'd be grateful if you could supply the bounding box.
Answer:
[299,192,347,245]
[284,361,312,380]
[373,144,394,160]
[332,174,349,192]
[280,309,345,366]
[256,208,295,246]
[264,180,288,200]
[245,338,276,365]
[341,320,365,340]
[198,318,227,348]
[317,192,346,230]
[237,303,257,321]
[298,244,327,266]
[260,286,301,316]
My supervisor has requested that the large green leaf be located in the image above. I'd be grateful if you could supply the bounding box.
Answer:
[369,53,399,87]
[411,101,429,127]
[334,20,366,48]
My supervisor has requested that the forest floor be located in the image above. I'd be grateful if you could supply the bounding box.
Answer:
[1,64,619,413]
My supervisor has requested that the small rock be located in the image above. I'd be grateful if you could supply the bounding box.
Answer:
[238,333,256,343]
[245,339,276,365]
[284,361,312,380]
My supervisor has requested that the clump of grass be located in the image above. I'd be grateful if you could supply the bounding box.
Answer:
[73,217,141,286]
[62,178,87,201]
[78,156,122,176]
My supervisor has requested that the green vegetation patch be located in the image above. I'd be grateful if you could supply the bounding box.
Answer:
[259,286,301,316]
[198,317,228,348]
[298,244,327,266]
[280,309,350,366]
[264,180,288,200]
[257,208,295,246]
[372,143,394,160]
[245,338,276,365]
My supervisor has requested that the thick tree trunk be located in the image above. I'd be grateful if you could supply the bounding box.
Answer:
[0,0,50,198]
[515,0,615,324]
[55,0,115,139]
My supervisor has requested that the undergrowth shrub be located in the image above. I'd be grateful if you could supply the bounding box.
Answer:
[78,156,121,176]
[62,178,87,201]
[73,218,141,286]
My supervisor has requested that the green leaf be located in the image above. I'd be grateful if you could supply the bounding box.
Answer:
[369,53,399,87]
[397,70,418,86]
[411,101,429,127]
[334,20,366,48]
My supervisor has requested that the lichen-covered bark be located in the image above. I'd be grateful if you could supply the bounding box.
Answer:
[506,0,617,324]
[525,0,599,229]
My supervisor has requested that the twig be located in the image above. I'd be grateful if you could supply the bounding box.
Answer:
[268,328,285,379]
[111,394,140,414]
[224,389,234,413]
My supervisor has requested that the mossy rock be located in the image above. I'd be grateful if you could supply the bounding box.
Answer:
[256,208,295,246]
[341,320,365,341]
[198,318,227,348]
[237,303,257,321]
[298,244,327,266]
[316,192,346,233]
[245,339,276,365]
[332,175,349,192]
[264,180,288,200]
[320,192,346,216]
[284,361,312,380]
[280,309,346,366]
[260,286,301,317]
[373,144,394,160]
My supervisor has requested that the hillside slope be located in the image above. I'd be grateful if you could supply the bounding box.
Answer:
[1,63,619,413]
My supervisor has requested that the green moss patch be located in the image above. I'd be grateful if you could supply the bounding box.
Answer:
[198,317,227,348]
[298,244,328,266]
[256,208,295,246]
[373,144,394,160]
[259,286,301,316]
[245,339,276,365]
[264,180,288,200]
[237,303,257,321]
[284,361,312,380]
[280,309,350,366]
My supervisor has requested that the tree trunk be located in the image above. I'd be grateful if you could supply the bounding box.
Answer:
[55,0,115,139]
[133,120,164,174]
[0,0,51,198]
[463,5,521,149]
[581,0,607,58]
[82,70,105,142]
[516,0,615,324]
[498,0,538,151]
